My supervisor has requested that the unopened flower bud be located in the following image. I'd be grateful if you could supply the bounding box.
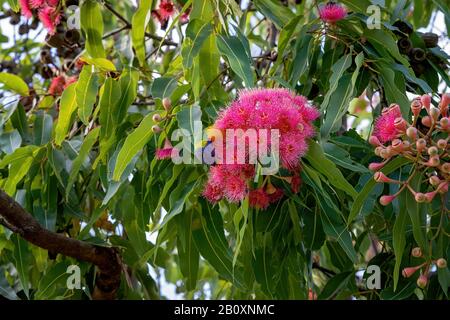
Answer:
[437,258,447,269]
[394,117,407,132]
[374,146,383,156]
[429,106,440,121]
[437,182,448,194]
[440,93,450,108]
[374,172,394,183]
[427,146,438,156]
[379,195,396,206]
[421,94,431,110]
[369,162,386,171]
[402,266,420,278]
[402,140,411,149]
[429,176,441,186]
[411,99,422,117]
[162,97,172,111]
[416,139,427,152]
[440,117,449,129]
[424,191,437,203]
[406,127,417,139]
[152,125,162,133]
[369,135,381,146]
[152,114,162,122]
[427,156,440,167]
[266,182,277,195]
[380,149,390,159]
[391,139,403,152]
[421,115,432,127]
[417,274,428,289]
[389,103,401,114]
[441,163,450,174]
[412,247,422,258]
[437,139,447,149]
[415,193,426,203]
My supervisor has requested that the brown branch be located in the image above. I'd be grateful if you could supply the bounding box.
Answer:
[0,189,122,300]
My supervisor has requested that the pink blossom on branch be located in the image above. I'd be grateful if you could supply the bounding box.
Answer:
[19,0,33,18]
[38,6,61,34]
[319,2,347,24]
[373,104,403,144]
[158,0,175,20]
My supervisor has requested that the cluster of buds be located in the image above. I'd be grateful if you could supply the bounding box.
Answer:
[152,98,177,160]
[401,247,447,289]
[369,94,449,206]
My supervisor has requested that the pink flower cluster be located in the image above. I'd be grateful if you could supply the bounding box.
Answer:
[152,0,175,26]
[19,0,61,34]
[373,104,403,143]
[319,2,347,24]
[203,89,319,209]
[48,74,77,96]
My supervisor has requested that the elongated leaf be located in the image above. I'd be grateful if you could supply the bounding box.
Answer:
[393,190,409,291]
[55,83,78,146]
[114,68,139,123]
[76,66,99,125]
[80,0,105,58]
[0,72,29,96]
[305,141,357,198]
[112,112,158,181]
[131,0,153,66]
[181,19,213,68]
[11,235,31,298]
[318,271,353,300]
[35,262,71,300]
[320,54,352,112]
[98,77,122,139]
[253,0,295,28]
[4,156,34,195]
[33,113,53,146]
[151,77,178,100]
[216,35,254,88]
[66,127,100,198]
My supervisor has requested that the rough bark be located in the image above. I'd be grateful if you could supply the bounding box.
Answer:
[0,189,122,300]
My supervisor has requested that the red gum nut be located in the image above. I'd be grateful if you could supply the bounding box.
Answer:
[394,117,407,132]
[406,127,417,139]
[421,115,432,127]
[421,94,431,110]
[379,195,396,206]
[369,162,385,171]
[374,172,394,183]
[369,135,381,146]
[402,265,421,278]
[417,274,428,289]
[411,99,422,117]
[416,139,427,152]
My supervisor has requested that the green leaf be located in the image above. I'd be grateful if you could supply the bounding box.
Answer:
[112,112,158,181]
[151,77,178,100]
[33,113,53,146]
[0,145,37,169]
[318,271,354,300]
[35,262,71,300]
[80,0,105,58]
[176,209,200,291]
[6,0,19,12]
[81,56,116,72]
[0,72,29,96]
[115,67,139,123]
[55,83,78,146]
[323,142,369,173]
[277,15,302,61]
[289,34,313,84]
[393,190,409,291]
[11,234,31,299]
[253,0,295,28]
[321,52,364,138]
[216,35,254,88]
[181,19,214,68]
[66,127,100,199]
[405,174,427,250]
[98,77,122,139]
[131,0,153,66]
[305,141,357,199]
[76,66,99,125]
[379,66,410,116]
[347,157,411,225]
[0,130,22,154]
[4,155,34,195]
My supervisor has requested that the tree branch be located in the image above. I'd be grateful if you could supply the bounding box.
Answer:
[0,189,122,300]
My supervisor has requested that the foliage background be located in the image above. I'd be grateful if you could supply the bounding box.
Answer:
[0,0,449,300]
